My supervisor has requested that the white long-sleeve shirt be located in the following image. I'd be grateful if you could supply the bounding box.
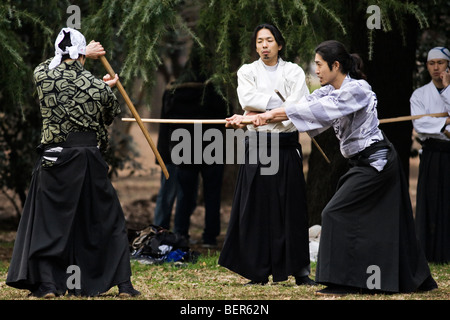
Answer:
[410,82,450,141]
[237,58,309,132]
[285,75,384,159]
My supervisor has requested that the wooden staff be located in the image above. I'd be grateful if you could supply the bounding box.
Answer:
[122,112,450,125]
[121,118,253,124]
[379,112,448,124]
[275,90,331,164]
[100,56,169,179]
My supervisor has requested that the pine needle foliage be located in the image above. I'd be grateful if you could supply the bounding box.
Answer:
[189,0,427,103]
[82,0,189,92]
[0,1,66,215]
[0,1,54,112]
[194,0,347,105]
[365,0,429,59]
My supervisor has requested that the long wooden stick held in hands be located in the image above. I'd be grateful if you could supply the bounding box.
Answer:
[378,112,449,124]
[99,56,170,179]
[274,90,331,164]
[121,118,254,124]
[122,112,450,125]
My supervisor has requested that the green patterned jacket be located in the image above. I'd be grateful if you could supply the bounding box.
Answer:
[34,58,121,157]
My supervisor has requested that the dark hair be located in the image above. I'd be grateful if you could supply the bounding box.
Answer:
[59,30,73,61]
[315,40,367,80]
[251,23,285,58]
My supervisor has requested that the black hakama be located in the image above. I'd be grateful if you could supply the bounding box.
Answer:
[6,132,131,296]
[415,138,450,264]
[218,132,310,282]
[315,138,434,293]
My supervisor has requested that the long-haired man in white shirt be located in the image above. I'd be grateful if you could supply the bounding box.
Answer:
[219,23,315,287]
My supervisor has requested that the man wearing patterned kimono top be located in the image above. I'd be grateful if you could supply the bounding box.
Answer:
[6,28,140,298]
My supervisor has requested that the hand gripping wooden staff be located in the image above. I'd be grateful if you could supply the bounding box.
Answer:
[274,90,331,164]
[99,56,170,179]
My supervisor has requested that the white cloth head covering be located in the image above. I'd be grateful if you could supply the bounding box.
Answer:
[49,27,86,69]
[427,47,450,61]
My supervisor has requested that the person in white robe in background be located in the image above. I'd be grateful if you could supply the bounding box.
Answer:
[410,46,450,263]
[411,47,450,141]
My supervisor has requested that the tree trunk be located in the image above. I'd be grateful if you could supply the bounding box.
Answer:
[365,17,418,179]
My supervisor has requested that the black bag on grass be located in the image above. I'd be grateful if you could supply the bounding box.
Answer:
[130,224,199,264]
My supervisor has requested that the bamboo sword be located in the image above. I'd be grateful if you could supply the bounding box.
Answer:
[378,112,448,124]
[121,112,450,163]
[121,118,252,124]
[99,56,169,179]
[122,116,332,163]
[121,112,450,125]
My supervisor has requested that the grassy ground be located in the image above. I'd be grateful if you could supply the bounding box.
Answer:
[0,151,448,304]
[0,229,448,319]
[0,246,449,301]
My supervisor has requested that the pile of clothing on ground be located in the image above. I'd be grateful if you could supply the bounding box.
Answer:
[129,224,200,265]
[128,224,321,265]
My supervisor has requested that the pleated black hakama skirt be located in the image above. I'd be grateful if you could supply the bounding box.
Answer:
[6,132,131,296]
[315,138,436,293]
[415,138,450,264]
[219,131,310,283]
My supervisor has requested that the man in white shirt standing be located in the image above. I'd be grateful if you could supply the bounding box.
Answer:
[219,23,315,286]
[410,46,450,263]
[236,28,309,132]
